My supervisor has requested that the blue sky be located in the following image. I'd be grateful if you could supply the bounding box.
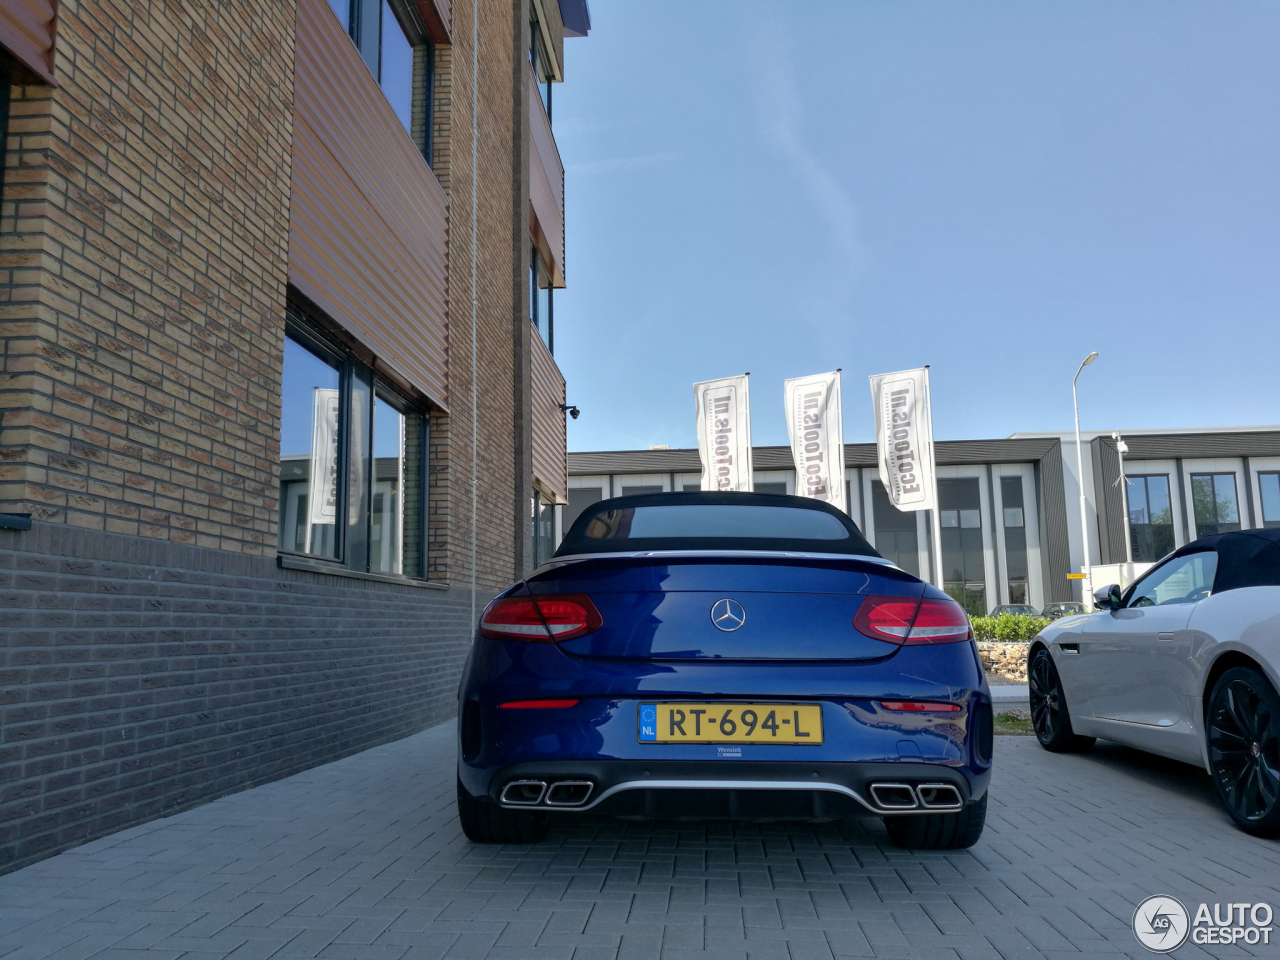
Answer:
[551,1,1280,452]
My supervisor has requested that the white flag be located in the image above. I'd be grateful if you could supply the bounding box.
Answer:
[869,367,936,512]
[694,375,753,492]
[785,371,846,512]
[308,388,341,525]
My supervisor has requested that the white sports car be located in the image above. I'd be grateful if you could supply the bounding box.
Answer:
[1028,528,1280,836]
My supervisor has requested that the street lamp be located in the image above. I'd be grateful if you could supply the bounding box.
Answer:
[1112,431,1132,566]
[1073,352,1098,602]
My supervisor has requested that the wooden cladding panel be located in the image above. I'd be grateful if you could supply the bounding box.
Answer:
[415,0,451,42]
[291,0,449,405]
[527,64,564,286]
[530,333,567,502]
[0,0,56,83]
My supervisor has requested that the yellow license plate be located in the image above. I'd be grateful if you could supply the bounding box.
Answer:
[637,703,823,744]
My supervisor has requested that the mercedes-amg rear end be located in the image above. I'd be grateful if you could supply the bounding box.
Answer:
[457,492,992,849]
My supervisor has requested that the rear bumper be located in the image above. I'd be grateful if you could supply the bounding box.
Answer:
[470,758,990,820]
[458,637,992,821]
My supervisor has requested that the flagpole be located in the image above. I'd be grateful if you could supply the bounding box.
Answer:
[924,366,945,591]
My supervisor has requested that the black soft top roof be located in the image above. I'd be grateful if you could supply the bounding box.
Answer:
[1177,528,1280,593]
[555,491,881,558]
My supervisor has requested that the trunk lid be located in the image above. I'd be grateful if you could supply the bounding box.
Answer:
[526,554,924,661]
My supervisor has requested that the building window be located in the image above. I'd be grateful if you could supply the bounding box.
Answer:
[532,492,555,566]
[939,477,985,616]
[1191,473,1241,538]
[371,391,425,576]
[871,483,920,578]
[333,0,435,165]
[530,13,553,120]
[1261,473,1280,528]
[379,0,415,136]
[279,336,343,560]
[530,247,553,351]
[279,318,430,579]
[1127,474,1175,561]
[1001,477,1029,605]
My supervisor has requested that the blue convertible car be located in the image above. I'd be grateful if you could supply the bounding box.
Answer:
[456,493,993,849]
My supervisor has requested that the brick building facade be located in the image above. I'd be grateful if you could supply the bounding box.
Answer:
[0,0,587,871]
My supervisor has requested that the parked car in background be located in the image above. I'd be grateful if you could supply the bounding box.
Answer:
[1027,528,1280,836]
[1041,602,1087,619]
[991,604,1039,617]
[457,492,994,850]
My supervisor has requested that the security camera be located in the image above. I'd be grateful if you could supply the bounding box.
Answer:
[561,404,580,420]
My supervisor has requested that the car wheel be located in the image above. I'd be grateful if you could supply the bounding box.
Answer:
[1028,647,1095,753]
[1207,667,1280,838]
[883,793,987,850]
[456,776,549,844]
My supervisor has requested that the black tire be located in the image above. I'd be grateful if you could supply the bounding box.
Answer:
[884,792,987,850]
[1028,646,1096,753]
[456,776,549,844]
[1207,666,1280,838]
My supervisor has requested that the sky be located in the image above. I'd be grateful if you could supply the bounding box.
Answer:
[551,1,1280,452]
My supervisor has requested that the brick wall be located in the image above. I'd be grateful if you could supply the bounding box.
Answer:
[0,0,535,873]
[0,521,475,872]
[0,0,294,555]
[439,0,526,595]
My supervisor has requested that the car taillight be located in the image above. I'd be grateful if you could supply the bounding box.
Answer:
[499,699,580,709]
[478,594,602,642]
[853,595,971,645]
[879,700,963,712]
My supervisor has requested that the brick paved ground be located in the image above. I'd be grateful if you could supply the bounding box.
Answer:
[2,724,1278,960]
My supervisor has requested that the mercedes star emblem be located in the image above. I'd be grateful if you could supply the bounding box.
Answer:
[710,598,747,632]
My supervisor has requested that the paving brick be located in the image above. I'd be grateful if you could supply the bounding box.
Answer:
[3,731,1279,960]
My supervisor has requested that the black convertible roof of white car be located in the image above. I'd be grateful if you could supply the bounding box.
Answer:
[1174,527,1280,592]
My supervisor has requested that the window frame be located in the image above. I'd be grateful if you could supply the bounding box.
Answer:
[336,0,436,168]
[279,312,433,583]
[1126,473,1176,562]
[1190,471,1242,538]
[370,380,430,579]
[1260,471,1280,528]
[530,245,553,352]
[529,12,553,121]
[278,327,346,561]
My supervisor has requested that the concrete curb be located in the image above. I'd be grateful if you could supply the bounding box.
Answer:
[990,683,1029,710]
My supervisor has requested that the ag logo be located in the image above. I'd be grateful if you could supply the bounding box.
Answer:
[1133,896,1190,953]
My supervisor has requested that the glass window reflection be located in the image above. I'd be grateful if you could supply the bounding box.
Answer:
[1127,474,1174,562]
[370,395,406,575]
[380,0,414,139]
[279,337,342,559]
[1192,473,1241,537]
[1261,473,1280,528]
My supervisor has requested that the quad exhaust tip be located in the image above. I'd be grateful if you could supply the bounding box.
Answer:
[500,779,595,807]
[915,783,963,810]
[500,780,547,805]
[868,781,964,812]
[868,783,918,810]
[545,780,594,806]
